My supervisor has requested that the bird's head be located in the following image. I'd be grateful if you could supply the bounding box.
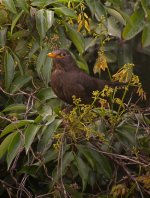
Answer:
[47,49,78,71]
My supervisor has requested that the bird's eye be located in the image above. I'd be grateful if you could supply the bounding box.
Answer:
[60,53,66,57]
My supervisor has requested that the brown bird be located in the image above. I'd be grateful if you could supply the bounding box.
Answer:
[47,49,127,105]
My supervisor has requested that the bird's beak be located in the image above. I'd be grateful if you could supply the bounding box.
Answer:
[47,52,63,59]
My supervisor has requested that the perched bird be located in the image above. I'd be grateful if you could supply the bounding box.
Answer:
[47,49,132,105]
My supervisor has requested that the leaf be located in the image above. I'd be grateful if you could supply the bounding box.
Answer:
[0,120,34,138]
[141,0,150,18]
[61,151,74,175]
[53,7,77,19]
[116,125,137,148]
[37,119,62,153]
[19,165,38,176]
[36,46,49,77]
[122,9,145,40]
[37,88,56,101]
[0,27,7,47]
[7,132,21,169]
[3,0,17,14]
[45,10,54,29]
[108,16,121,38]
[29,41,40,59]
[9,75,32,93]
[35,9,46,39]
[76,145,112,178]
[0,132,17,160]
[76,156,90,191]
[4,51,15,90]
[106,7,126,25]
[41,56,53,86]
[15,0,29,13]
[35,9,54,39]
[11,10,24,35]
[43,149,58,164]
[65,23,85,54]
[142,24,150,47]
[85,0,106,20]
[25,124,41,153]
[2,104,26,113]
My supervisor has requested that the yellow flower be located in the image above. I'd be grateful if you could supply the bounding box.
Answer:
[94,52,108,74]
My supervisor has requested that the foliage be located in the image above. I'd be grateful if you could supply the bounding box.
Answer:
[0,0,150,197]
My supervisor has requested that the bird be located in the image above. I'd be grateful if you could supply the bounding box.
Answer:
[47,49,135,105]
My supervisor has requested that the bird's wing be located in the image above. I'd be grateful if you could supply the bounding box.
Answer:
[61,72,98,104]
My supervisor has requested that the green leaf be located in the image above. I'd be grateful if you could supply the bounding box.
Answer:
[0,27,7,47]
[116,125,137,148]
[65,24,85,54]
[61,151,74,175]
[45,10,55,30]
[141,0,150,18]
[10,75,32,93]
[36,46,49,77]
[41,56,53,86]
[0,132,17,160]
[11,10,24,35]
[4,51,15,90]
[37,119,62,153]
[2,104,26,113]
[35,9,54,39]
[108,16,121,38]
[76,156,90,191]
[43,149,58,164]
[35,9,46,39]
[122,9,145,40]
[0,120,34,138]
[142,24,150,47]
[7,132,21,169]
[19,165,38,176]
[37,88,56,101]
[76,145,112,178]
[25,124,41,153]
[31,0,81,8]
[15,0,29,13]
[3,0,17,14]
[53,7,77,19]
[29,41,40,59]
[106,7,126,25]
[85,0,106,20]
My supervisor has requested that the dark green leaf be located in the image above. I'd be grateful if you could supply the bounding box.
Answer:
[7,132,21,169]
[65,24,85,54]
[122,9,145,40]
[0,132,17,160]
[3,0,17,14]
[142,24,150,47]
[36,46,49,77]
[85,0,106,20]
[76,156,90,191]
[10,75,32,93]
[2,104,26,113]
[37,87,56,101]
[15,0,29,13]
[4,51,15,90]
[53,7,77,19]
[25,124,41,153]
[106,7,126,25]
[11,10,24,35]
[0,120,34,138]
[37,119,62,153]
[0,27,7,47]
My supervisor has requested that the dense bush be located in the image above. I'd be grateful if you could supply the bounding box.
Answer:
[0,0,150,197]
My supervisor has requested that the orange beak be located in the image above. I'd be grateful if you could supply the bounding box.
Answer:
[47,52,63,59]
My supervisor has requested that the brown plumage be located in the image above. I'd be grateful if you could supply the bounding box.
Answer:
[47,49,130,105]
